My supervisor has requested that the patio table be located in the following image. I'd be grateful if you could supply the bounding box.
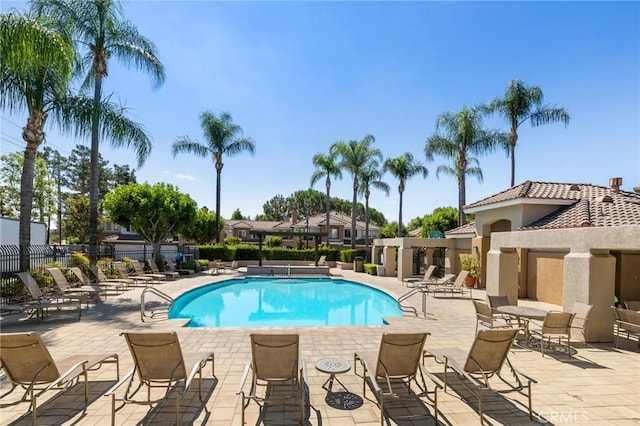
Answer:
[497,305,548,348]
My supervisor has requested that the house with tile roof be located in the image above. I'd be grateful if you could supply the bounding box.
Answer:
[373,178,640,342]
[224,211,380,248]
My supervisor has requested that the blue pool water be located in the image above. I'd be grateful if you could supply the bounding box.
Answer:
[169,277,402,327]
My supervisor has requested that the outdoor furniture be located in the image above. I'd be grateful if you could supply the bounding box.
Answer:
[147,258,179,280]
[472,300,512,332]
[612,306,640,348]
[354,332,440,425]
[316,357,351,393]
[623,301,640,311]
[166,259,195,275]
[0,332,119,426]
[403,265,436,287]
[487,295,513,324]
[425,328,536,423]
[70,267,125,296]
[570,302,593,343]
[106,331,214,426]
[15,272,82,321]
[90,266,133,289]
[113,261,155,286]
[130,260,166,282]
[428,270,471,298]
[530,311,576,357]
[497,305,548,348]
[237,334,306,425]
[46,267,102,306]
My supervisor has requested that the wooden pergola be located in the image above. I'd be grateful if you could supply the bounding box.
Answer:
[251,230,327,266]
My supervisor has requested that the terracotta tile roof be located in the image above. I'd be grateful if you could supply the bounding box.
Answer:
[445,221,477,237]
[464,180,640,230]
[293,211,377,230]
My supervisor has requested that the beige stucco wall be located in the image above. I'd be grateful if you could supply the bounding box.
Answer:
[616,252,640,303]
[527,251,565,304]
[475,203,564,237]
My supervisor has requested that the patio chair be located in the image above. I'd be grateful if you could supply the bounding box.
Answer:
[403,265,436,288]
[130,260,166,282]
[45,267,102,306]
[487,295,513,324]
[0,331,119,426]
[431,270,471,298]
[570,302,593,343]
[147,258,179,280]
[473,300,512,333]
[166,258,195,275]
[354,332,440,425]
[237,334,306,425]
[113,261,155,286]
[90,266,133,289]
[15,272,82,321]
[70,267,125,296]
[530,311,576,357]
[106,331,214,426]
[425,328,536,423]
[612,306,640,348]
[623,300,640,311]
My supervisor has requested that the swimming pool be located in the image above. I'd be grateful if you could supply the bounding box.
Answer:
[169,277,403,327]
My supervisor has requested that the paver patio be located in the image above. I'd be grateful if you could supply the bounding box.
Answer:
[1,268,638,425]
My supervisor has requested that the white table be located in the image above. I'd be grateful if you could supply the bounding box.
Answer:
[315,357,351,393]
[497,306,548,347]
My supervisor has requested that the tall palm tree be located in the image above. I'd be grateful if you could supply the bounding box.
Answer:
[1,11,151,270]
[310,151,342,245]
[425,106,509,226]
[34,0,165,262]
[358,162,389,261]
[383,153,428,237]
[331,135,382,249]
[489,79,570,186]
[172,111,255,243]
[0,12,73,270]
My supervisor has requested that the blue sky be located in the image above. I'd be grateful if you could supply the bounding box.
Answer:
[1,1,639,224]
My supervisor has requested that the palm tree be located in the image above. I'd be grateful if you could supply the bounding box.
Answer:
[172,111,255,243]
[1,11,151,270]
[358,162,389,261]
[383,153,428,237]
[331,135,382,248]
[425,106,509,226]
[489,79,570,186]
[310,151,342,245]
[34,0,165,262]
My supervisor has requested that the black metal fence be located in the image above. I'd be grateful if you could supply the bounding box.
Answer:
[0,244,198,303]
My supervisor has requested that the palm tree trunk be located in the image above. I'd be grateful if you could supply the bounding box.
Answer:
[351,178,358,249]
[364,193,370,262]
[398,190,403,237]
[325,177,331,246]
[89,74,103,266]
[215,160,223,243]
[458,173,466,227]
[19,131,42,270]
[510,124,518,187]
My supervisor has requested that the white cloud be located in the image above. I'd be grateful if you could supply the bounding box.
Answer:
[164,170,196,181]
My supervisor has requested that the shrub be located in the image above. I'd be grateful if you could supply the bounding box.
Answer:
[339,249,366,263]
[199,245,232,261]
[224,236,242,246]
[68,252,90,271]
[234,244,260,261]
[265,236,283,248]
[364,263,377,275]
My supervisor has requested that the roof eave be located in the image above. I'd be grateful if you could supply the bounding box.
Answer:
[465,198,575,214]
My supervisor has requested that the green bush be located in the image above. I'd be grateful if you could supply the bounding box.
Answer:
[234,244,260,260]
[199,245,233,261]
[364,263,377,275]
[339,249,366,263]
[265,236,283,248]
[224,236,242,246]
[68,251,90,271]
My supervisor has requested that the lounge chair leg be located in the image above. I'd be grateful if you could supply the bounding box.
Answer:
[31,387,37,426]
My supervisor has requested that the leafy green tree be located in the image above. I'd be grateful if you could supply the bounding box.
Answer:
[230,208,247,220]
[64,144,111,195]
[34,0,165,262]
[173,111,255,243]
[108,164,137,189]
[407,216,425,232]
[182,207,218,244]
[488,79,570,186]
[261,194,290,221]
[379,222,399,238]
[358,162,389,260]
[383,152,428,237]
[331,135,383,248]
[41,146,68,243]
[420,207,459,237]
[104,182,197,257]
[425,106,508,226]
[289,189,326,220]
[310,151,342,245]
[0,11,75,269]
[0,152,23,217]
[265,236,283,248]
[64,194,91,243]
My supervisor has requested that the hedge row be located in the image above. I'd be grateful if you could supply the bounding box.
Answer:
[198,245,345,262]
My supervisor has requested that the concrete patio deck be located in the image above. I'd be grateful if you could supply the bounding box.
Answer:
[1,268,638,425]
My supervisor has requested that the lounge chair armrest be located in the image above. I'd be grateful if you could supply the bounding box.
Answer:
[418,363,443,390]
[354,351,382,393]
[38,360,87,397]
[104,368,135,397]
[300,359,308,385]
[183,351,215,396]
[507,360,537,384]
[236,361,252,395]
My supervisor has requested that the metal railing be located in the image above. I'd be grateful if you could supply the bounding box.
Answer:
[140,287,174,322]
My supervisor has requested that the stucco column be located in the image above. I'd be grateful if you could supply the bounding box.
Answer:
[397,247,413,281]
[563,250,615,342]
[424,247,434,267]
[371,244,383,265]
[486,248,519,305]
[383,246,396,278]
